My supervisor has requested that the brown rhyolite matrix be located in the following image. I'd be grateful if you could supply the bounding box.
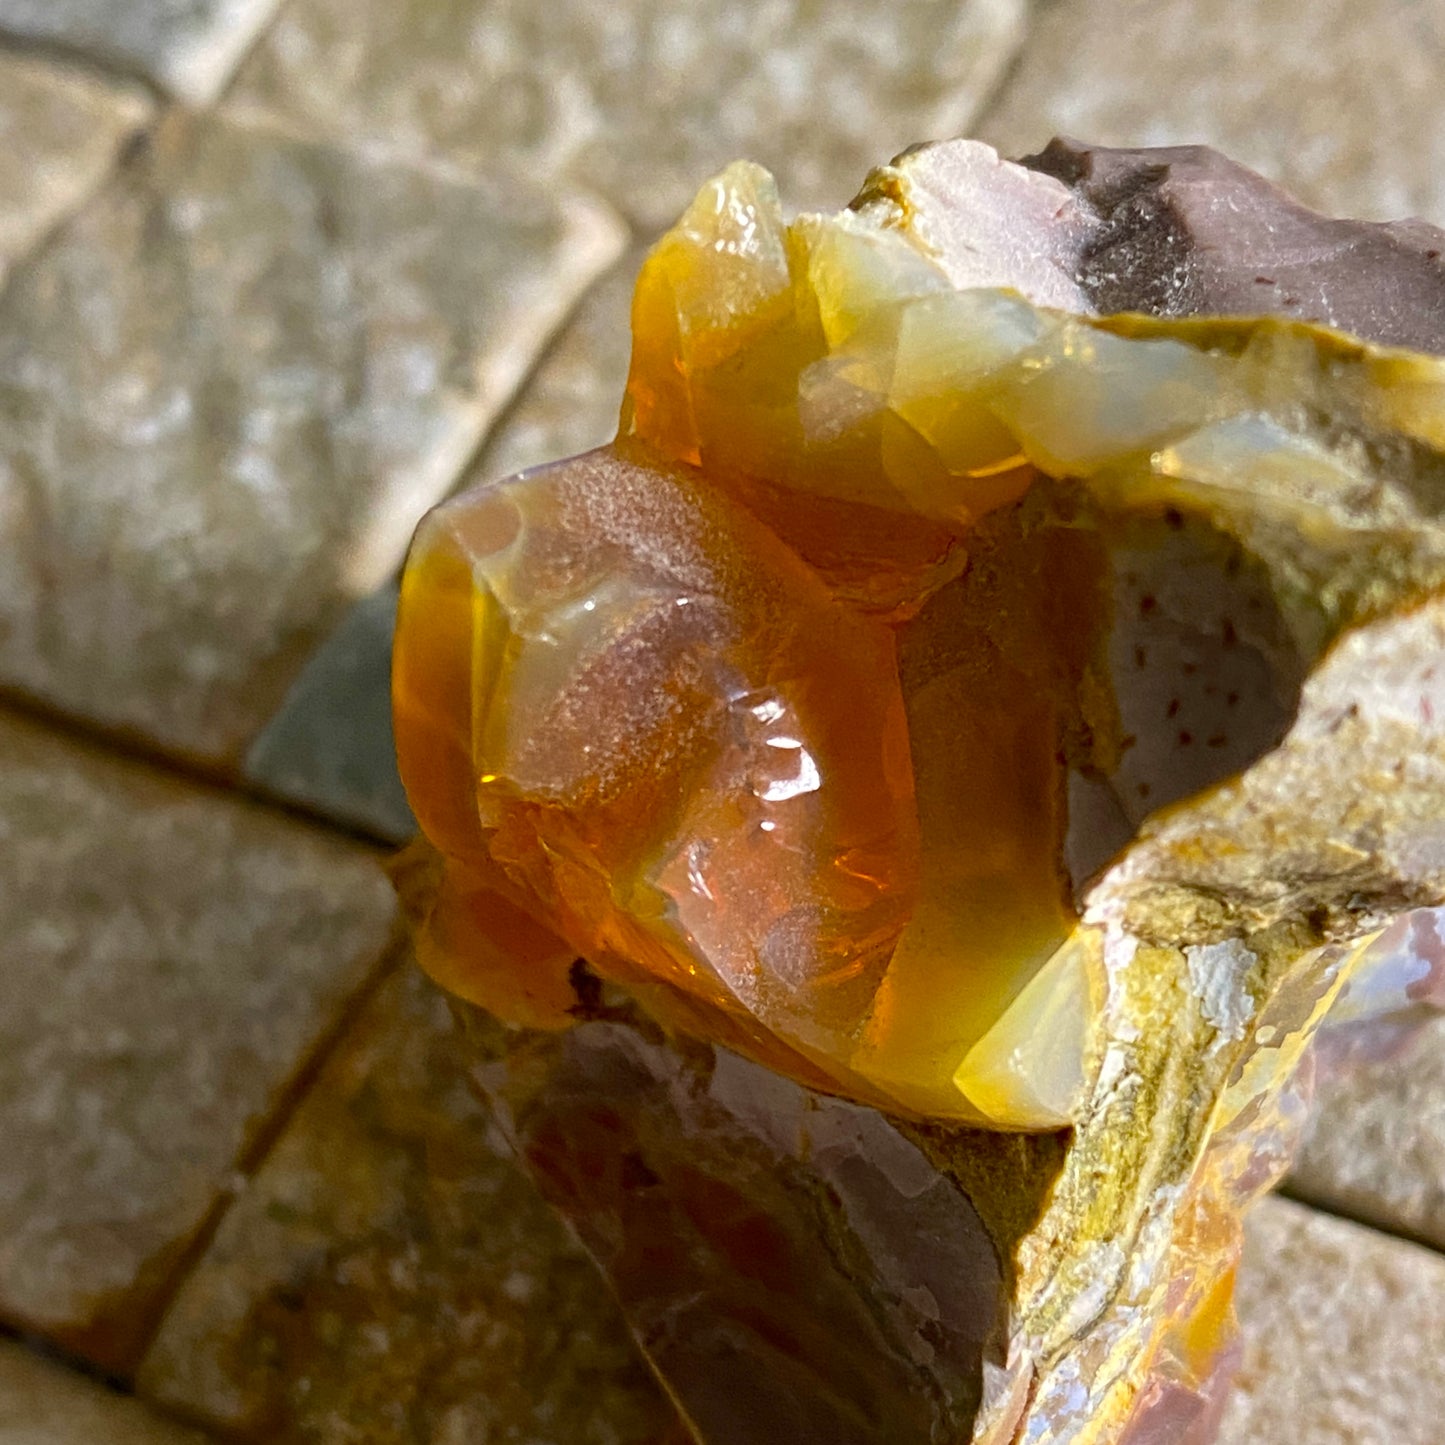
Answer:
[393,140,1445,1443]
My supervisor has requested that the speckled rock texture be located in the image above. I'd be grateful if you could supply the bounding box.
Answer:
[226,0,1027,228]
[0,109,622,762]
[138,968,680,1445]
[0,713,397,1372]
[1290,1011,1445,1251]
[1222,1195,1445,1444]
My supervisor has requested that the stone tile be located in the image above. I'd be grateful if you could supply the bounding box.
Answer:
[0,1340,210,1443]
[138,967,681,1445]
[226,0,1028,230]
[0,53,150,284]
[0,711,397,1373]
[1222,1195,1445,1444]
[0,0,284,104]
[244,584,414,844]
[468,248,642,487]
[0,109,624,763]
[978,0,1445,224]
[1288,1013,1445,1251]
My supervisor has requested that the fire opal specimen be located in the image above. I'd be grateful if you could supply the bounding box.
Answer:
[393,140,1445,1443]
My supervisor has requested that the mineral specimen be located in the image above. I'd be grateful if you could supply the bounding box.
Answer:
[393,140,1445,1442]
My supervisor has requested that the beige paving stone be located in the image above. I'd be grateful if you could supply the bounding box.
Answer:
[1288,1013,1445,1251]
[0,0,283,104]
[1221,1195,1445,1444]
[0,109,623,763]
[138,966,681,1445]
[978,0,1445,224]
[0,1340,210,1444]
[227,0,1027,230]
[0,711,397,1373]
[470,248,643,487]
[0,53,150,285]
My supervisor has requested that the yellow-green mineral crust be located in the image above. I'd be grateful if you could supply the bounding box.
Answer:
[393,140,1445,1443]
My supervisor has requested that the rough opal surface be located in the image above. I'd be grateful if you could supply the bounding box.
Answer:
[394,140,1445,1443]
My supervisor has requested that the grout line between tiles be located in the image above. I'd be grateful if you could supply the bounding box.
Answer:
[444,240,646,503]
[2,1322,229,1439]
[125,939,413,1379]
[0,28,169,103]
[1275,1179,1445,1261]
[0,97,166,314]
[0,687,403,850]
[212,0,294,110]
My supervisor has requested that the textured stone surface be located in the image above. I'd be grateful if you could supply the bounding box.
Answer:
[0,53,150,284]
[227,0,1027,228]
[1289,1012,1445,1251]
[0,109,623,763]
[471,1005,1051,1445]
[978,0,1445,224]
[1222,1195,1445,1444]
[244,584,414,844]
[0,0,283,103]
[470,251,642,488]
[138,967,679,1445]
[1015,138,1445,351]
[0,1341,210,1444]
[0,711,397,1371]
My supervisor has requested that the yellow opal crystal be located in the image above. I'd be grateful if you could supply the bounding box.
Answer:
[395,139,1445,1443]
[397,154,1445,1124]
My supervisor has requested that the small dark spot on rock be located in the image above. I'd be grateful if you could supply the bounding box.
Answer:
[1163,506,1184,530]
[1166,698,1181,719]
[1137,782,1152,798]
[1226,691,1240,707]
[569,958,605,1017]
[1255,275,1275,285]
[1222,618,1238,648]
[1139,594,1158,617]
[1207,733,1227,748]
[1134,644,1148,669]
[1178,730,1194,746]
[619,1152,661,1190]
